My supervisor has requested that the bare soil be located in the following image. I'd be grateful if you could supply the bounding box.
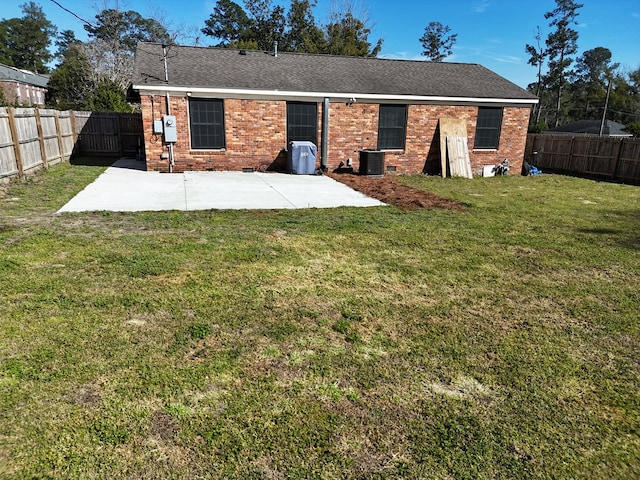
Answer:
[327,172,466,211]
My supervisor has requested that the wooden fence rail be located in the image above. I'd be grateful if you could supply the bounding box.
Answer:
[0,108,142,182]
[525,134,640,184]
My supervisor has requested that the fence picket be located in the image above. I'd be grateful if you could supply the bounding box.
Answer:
[526,134,640,184]
[0,110,143,181]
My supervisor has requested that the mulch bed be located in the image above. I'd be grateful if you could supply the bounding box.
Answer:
[327,172,467,211]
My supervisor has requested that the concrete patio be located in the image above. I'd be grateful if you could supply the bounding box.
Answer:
[58,159,385,213]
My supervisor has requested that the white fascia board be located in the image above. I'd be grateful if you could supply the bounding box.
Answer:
[133,85,539,106]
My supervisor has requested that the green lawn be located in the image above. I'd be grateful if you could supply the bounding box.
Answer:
[1,164,638,479]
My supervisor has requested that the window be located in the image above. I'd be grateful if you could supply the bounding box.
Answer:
[377,104,407,150]
[287,102,317,145]
[189,98,225,149]
[474,107,503,149]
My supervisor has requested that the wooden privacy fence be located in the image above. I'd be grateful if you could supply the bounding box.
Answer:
[0,107,74,180]
[0,108,143,181]
[73,111,143,157]
[526,134,640,184]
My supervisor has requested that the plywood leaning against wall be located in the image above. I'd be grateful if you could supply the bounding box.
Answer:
[439,118,473,178]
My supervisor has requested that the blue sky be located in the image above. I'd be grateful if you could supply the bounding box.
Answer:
[3,0,639,88]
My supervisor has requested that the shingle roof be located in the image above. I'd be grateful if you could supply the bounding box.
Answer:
[132,42,537,103]
[0,63,49,88]
[548,119,631,136]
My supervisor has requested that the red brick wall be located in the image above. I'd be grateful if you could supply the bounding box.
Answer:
[140,94,531,175]
[0,81,47,107]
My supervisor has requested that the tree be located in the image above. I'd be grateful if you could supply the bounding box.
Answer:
[544,0,583,126]
[245,0,287,51]
[201,0,253,47]
[82,8,171,92]
[85,79,133,113]
[419,21,457,62]
[569,47,619,119]
[47,41,94,109]
[324,2,382,57]
[525,26,548,124]
[606,67,640,130]
[284,0,326,53]
[201,0,287,51]
[201,0,381,57]
[0,20,15,66]
[55,29,79,61]
[0,2,56,73]
[84,9,171,55]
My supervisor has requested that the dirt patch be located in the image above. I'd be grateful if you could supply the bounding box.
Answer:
[150,410,180,441]
[327,172,466,211]
[73,384,102,407]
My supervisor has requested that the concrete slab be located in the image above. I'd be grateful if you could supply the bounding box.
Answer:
[58,159,385,213]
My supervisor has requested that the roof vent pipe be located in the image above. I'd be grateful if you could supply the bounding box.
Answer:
[274,41,278,57]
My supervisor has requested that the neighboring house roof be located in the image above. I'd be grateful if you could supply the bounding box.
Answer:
[547,119,632,137]
[0,63,49,88]
[132,42,538,106]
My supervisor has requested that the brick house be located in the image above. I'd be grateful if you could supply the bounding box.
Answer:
[0,63,49,107]
[132,42,537,175]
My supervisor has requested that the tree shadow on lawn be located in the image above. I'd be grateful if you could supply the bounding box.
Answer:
[577,209,640,250]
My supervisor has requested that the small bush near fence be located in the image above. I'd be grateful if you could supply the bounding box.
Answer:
[0,107,142,182]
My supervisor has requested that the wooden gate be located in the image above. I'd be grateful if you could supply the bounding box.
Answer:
[74,112,142,157]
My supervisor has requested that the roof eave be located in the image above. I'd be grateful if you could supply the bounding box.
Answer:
[132,84,539,106]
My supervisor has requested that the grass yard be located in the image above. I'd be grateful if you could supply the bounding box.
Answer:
[0,163,638,479]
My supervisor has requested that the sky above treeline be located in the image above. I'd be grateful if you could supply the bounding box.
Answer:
[3,0,639,88]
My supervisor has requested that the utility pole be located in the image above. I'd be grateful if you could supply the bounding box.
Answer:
[599,77,612,137]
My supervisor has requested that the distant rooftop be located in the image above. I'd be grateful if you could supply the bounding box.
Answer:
[0,63,49,88]
[547,119,632,137]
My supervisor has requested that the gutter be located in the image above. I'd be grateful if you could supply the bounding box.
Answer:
[132,85,539,107]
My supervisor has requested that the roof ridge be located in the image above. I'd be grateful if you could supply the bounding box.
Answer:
[136,42,481,67]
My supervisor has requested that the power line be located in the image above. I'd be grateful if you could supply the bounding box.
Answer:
[48,0,94,28]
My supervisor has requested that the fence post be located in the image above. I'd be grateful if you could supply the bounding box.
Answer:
[568,136,576,171]
[7,107,24,179]
[70,110,79,156]
[54,110,65,164]
[610,138,623,181]
[116,113,123,157]
[34,108,48,169]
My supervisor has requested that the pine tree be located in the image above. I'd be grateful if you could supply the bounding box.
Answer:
[419,22,457,62]
[284,0,326,53]
[544,0,583,126]
[0,2,56,73]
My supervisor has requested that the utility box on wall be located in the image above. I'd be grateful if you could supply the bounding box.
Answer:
[162,115,177,143]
